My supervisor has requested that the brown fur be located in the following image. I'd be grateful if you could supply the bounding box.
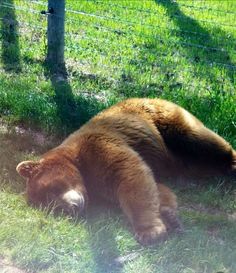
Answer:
[16,98,235,245]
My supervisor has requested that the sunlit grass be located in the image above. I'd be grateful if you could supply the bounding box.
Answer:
[0,0,235,140]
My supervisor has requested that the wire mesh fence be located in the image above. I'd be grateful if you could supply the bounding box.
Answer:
[0,0,235,97]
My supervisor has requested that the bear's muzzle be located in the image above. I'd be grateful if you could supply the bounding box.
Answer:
[60,189,85,216]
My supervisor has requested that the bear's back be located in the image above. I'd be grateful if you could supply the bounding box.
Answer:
[62,98,234,178]
[63,99,181,178]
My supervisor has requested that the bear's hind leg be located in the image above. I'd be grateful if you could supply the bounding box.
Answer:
[158,115,235,176]
[158,183,183,234]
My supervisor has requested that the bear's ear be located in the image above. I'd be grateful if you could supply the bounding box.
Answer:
[16,160,41,178]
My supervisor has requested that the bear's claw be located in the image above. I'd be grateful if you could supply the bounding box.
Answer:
[135,224,167,246]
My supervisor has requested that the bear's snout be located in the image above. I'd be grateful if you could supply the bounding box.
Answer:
[61,189,85,215]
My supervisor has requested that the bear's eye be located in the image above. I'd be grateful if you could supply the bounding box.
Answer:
[45,182,67,198]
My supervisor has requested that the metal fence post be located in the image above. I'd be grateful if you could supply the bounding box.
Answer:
[46,0,65,68]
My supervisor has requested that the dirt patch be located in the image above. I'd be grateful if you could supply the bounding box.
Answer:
[14,125,58,148]
[0,258,26,273]
[0,120,59,193]
[0,119,59,152]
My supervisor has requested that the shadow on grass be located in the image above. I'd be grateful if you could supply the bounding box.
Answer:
[43,63,80,135]
[155,0,235,85]
[0,121,57,194]
[43,63,110,136]
[85,201,129,273]
[0,0,21,72]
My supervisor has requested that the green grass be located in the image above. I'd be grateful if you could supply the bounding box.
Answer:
[177,180,236,213]
[0,0,236,272]
[0,0,235,140]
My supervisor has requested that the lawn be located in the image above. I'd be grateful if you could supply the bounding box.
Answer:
[0,0,236,272]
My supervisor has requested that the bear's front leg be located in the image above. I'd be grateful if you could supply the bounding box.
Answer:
[117,159,167,245]
[83,138,167,245]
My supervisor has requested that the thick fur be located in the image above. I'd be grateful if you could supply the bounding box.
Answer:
[16,98,236,245]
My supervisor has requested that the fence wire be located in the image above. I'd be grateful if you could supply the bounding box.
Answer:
[0,0,235,94]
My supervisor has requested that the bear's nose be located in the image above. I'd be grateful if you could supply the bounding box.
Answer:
[61,189,85,212]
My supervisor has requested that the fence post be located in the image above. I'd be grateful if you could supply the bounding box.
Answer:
[46,0,65,69]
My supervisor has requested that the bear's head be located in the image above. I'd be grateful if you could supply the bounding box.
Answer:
[16,156,88,217]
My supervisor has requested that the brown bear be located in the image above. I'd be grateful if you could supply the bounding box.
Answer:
[16,98,236,245]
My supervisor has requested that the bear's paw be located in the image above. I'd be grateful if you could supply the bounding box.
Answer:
[135,222,167,246]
